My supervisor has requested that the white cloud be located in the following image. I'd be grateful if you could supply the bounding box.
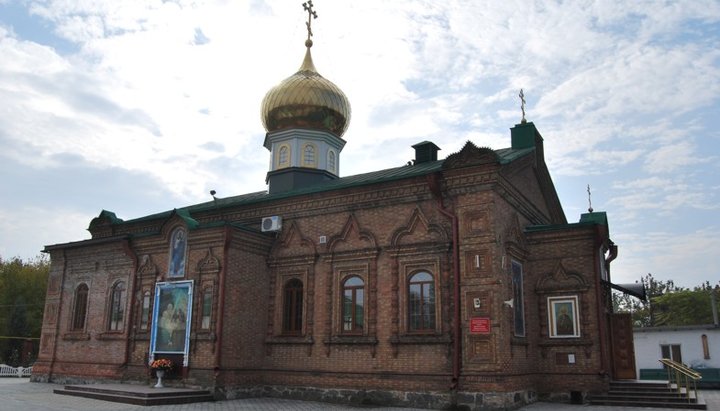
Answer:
[608,173,718,216]
[644,141,709,174]
[612,228,720,288]
[0,206,92,259]
[0,0,718,292]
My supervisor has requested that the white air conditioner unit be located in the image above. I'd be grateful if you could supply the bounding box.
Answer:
[261,216,282,232]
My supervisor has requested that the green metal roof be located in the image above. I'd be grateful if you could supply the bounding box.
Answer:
[123,145,535,225]
[525,211,608,233]
[495,147,535,164]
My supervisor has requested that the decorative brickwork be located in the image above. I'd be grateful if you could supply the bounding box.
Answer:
[35,128,622,409]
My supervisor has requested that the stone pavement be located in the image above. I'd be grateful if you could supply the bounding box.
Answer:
[1,378,718,411]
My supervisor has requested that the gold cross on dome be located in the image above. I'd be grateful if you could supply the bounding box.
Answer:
[303,1,318,41]
[519,89,527,124]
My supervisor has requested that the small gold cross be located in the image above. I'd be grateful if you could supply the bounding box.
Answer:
[303,1,318,42]
[519,89,527,124]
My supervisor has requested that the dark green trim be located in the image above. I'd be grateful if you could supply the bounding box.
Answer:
[107,145,537,227]
[579,211,608,226]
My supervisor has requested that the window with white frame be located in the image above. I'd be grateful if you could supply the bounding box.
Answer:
[327,150,336,173]
[277,144,290,168]
[302,144,316,167]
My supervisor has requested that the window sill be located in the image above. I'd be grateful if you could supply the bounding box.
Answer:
[511,336,528,346]
[97,332,125,340]
[194,331,216,341]
[265,335,314,345]
[538,338,592,347]
[323,335,378,345]
[62,332,90,341]
[390,334,451,345]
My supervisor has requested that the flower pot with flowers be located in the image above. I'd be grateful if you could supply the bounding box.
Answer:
[150,359,173,388]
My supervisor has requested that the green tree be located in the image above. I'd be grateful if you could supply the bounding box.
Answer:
[653,283,717,326]
[0,255,50,365]
[613,274,719,327]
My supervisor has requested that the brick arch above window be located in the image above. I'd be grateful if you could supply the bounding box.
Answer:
[535,262,590,293]
[390,206,448,247]
[327,214,378,253]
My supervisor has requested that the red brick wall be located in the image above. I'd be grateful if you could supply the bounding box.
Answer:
[34,158,614,403]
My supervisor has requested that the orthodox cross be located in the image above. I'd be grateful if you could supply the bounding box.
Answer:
[519,89,527,124]
[303,1,318,42]
[587,184,594,213]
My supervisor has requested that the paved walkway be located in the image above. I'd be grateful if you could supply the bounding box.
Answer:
[1,378,718,411]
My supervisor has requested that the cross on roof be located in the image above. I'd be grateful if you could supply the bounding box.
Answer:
[303,1,318,42]
[519,89,527,124]
[587,184,594,213]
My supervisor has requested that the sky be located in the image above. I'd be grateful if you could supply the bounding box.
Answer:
[0,0,718,289]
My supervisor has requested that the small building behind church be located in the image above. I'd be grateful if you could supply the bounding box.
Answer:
[635,325,720,387]
[32,6,636,410]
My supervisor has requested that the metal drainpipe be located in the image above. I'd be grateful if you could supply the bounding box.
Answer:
[214,226,231,376]
[606,242,618,265]
[121,239,138,370]
[595,237,614,376]
[426,173,461,390]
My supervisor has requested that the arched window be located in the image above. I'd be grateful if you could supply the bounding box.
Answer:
[109,281,126,331]
[702,334,711,360]
[511,260,525,337]
[140,290,151,331]
[201,287,213,329]
[71,284,89,331]
[408,271,435,332]
[342,276,364,333]
[327,150,336,173]
[168,227,187,277]
[278,145,290,168]
[282,279,303,335]
[303,144,316,167]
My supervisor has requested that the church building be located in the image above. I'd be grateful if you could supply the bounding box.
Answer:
[33,4,635,409]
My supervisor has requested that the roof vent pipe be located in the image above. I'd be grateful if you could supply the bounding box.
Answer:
[412,141,440,164]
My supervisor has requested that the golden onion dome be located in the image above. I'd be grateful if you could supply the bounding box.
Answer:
[261,40,351,137]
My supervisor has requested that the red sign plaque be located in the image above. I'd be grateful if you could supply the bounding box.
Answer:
[470,317,491,334]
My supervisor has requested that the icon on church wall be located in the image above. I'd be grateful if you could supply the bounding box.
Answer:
[548,296,580,338]
[168,228,187,278]
[150,281,193,358]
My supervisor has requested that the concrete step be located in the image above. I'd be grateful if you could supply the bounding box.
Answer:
[54,384,214,406]
[593,394,698,403]
[589,398,706,409]
[587,380,706,410]
[610,381,671,389]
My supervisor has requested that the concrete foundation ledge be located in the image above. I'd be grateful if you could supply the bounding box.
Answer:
[219,385,536,410]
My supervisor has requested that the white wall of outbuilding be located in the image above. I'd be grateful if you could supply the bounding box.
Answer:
[634,326,720,378]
